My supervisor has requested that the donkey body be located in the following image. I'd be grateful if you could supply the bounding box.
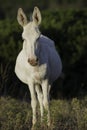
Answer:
[15,7,62,127]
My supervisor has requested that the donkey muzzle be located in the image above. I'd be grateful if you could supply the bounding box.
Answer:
[28,58,38,66]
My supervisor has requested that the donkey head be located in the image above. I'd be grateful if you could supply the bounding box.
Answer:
[17,7,41,66]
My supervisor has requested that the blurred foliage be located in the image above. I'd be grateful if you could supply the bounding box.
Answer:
[0,96,87,130]
[0,0,87,19]
[0,9,87,99]
[41,9,87,98]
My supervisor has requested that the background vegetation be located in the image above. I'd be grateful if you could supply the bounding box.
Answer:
[0,9,87,99]
[0,0,87,129]
[0,97,87,130]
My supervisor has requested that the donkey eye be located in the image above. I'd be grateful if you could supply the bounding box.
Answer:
[22,37,24,40]
[22,34,26,41]
[22,37,26,41]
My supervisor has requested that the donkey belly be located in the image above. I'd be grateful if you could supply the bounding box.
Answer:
[48,50,62,83]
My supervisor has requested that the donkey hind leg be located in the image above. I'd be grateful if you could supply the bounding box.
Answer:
[28,83,37,126]
[35,84,44,123]
[42,80,51,126]
[48,84,51,101]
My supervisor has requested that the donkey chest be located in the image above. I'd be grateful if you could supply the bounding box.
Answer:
[15,51,47,84]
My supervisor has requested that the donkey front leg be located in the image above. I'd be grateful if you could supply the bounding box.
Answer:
[28,83,37,126]
[35,84,44,123]
[42,80,51,126]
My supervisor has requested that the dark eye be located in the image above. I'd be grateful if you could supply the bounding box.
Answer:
[22,37,25,40]
[22,34,26,41]
[22,37,26,42]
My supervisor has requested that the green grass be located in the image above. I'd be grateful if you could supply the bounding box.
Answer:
[0,96,87,130]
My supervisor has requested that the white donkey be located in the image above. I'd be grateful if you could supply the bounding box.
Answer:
[15,7,62,127]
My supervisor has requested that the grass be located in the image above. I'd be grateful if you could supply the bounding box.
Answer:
[0,96,87,130]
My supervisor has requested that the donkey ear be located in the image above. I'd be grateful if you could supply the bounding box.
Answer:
[32,7,41,25]
[17,8,28,27]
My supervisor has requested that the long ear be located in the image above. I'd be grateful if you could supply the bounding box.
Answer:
[32,7,41,25]
[17,8,28,27]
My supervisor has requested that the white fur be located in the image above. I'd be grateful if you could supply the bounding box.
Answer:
[15,7,62,127]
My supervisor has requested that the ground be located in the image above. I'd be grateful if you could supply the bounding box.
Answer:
[0,96,87,130]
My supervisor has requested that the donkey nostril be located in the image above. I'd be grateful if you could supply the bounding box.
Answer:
[28,58,30,63]
[28,58,38,63]
[28,58,38,66]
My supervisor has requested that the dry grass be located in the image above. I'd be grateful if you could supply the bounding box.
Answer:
[0,96,87,130]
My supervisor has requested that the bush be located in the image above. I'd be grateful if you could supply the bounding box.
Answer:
[0,9,87,98]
